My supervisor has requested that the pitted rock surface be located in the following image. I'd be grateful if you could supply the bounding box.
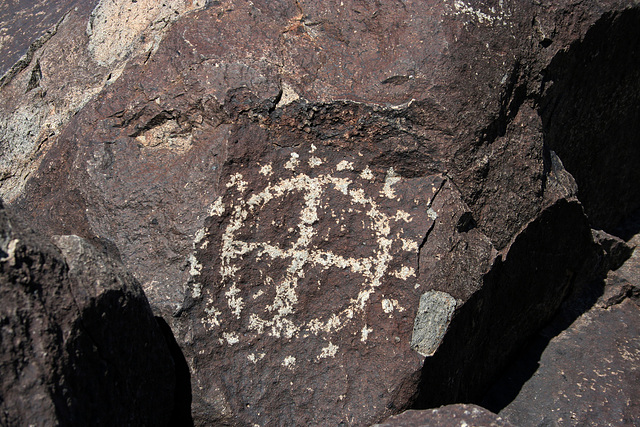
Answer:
[1,0,639,425]
[374,404,514,427]
[185,145,444,425]
[497,299,640,426]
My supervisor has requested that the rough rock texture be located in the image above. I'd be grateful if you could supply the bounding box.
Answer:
[373,404,513,427]
[481,227,640,426]
[0,0,208,202]
[0,202,176,426]
[1,0,639,425]
[492,298,640,426]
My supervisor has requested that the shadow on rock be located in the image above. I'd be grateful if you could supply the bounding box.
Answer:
[156,316,194,427]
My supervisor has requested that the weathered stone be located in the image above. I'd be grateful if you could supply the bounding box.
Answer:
[495,299,640,426]
[374,404,514,427]
[0,202,177,426]
[0,0,208,202]
[600,230,640,309]
[411,291,457,357]
[1,0,639,425]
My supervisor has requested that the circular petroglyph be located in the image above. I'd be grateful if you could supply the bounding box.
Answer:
[192,152,435,357]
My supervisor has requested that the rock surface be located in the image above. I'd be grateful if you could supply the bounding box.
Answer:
[492,298,640,426]
[481,227,640,426]
[1,0,639,425]
[0,202,176,426]
[374,404,513,427]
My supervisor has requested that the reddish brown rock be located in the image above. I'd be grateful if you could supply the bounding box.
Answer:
[495,299,640,426]
[0,202,177,426]
[1,0,639,425]
[374,404,513,427]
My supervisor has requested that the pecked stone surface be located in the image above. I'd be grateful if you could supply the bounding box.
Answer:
[496,298,640,426]
[373,404,514,427]
[2,0,639,425]
[0,201,176,426]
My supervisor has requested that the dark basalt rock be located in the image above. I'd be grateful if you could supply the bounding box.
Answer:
[1,0,639,425]
[374,404,514,427]
[0,202,176,426]
[495,298,640,426]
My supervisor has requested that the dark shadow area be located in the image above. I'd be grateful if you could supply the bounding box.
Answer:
[156,316,195,427]
[479,275,606,413]
[412,9,640,401]
[613,207,640,242]
[539,8,640,233]
[411,199,593,409]
[471,8,640,413]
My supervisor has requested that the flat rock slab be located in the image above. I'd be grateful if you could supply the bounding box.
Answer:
[183,143,448,425]
[374,404,514,427]
[498,299,640,426]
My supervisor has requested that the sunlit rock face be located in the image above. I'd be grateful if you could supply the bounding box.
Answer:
[1,0,638,425]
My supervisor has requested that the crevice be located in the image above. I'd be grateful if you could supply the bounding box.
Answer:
[416,178,446,277]
[477,60,527,147]
[25,60,42,93]
[538,8,640,233]
[476,10,640,413]
[0,10,70,90]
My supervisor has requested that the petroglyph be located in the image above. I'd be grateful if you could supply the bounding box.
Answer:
[194,151,444,362]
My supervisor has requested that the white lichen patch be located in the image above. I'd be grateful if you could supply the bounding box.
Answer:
[191,282,202,298]
[360,166,375,181]
[282,355,297,369]
[336,160,354,171]
[392,266,416,280]
[200,159,443,361]
[188,253,203,277]
[308,156,324,168]
[427,207,438,220]
[223,331,240,345]
[194,228,206,245]
[395,210,412,223]
[361,325,373,342]
[317,342,339,360]
[381,298,405,314]
[209,197,225,216]
[247,352,266,364]
[451,0,510,25]
[285,152,300,170]
[381,168,401,199]
[225,284,244,318]
[382,298,395,314]
[203,304,221,329]
[226,173,248,192]
[260,163,273,176]
[401,238,419,252]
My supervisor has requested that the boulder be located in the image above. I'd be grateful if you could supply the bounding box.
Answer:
[0,202,177,426]
[494,298,640,426]
[1,0,639,425]
[481,227,640,426]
